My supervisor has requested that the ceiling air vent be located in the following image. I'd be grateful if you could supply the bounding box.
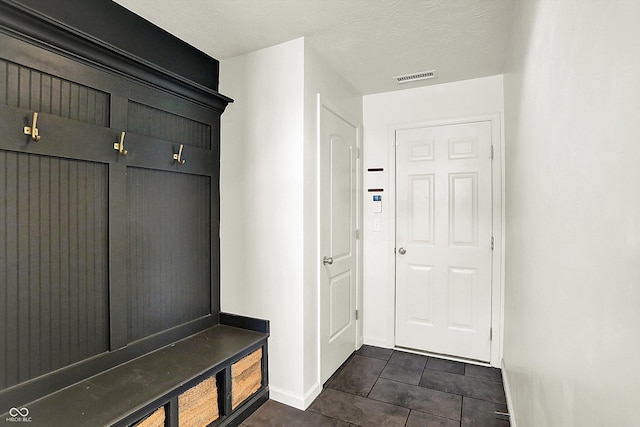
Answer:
[393,70,437,84]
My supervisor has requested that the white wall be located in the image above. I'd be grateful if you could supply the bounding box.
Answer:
[220,37,361,410]
[362,76,504,357]
[220,38,306,405]
[503,1,640,426]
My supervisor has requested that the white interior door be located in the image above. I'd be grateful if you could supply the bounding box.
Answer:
[395,121,493,361]
[320,104,357,384]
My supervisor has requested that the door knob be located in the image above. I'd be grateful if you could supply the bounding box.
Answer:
[322,256,334,265]
[398,247,406,255]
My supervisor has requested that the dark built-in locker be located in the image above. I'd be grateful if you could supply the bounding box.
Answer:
[0,2,269,425]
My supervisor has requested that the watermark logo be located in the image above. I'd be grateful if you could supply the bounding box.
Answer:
[6,407,31,423]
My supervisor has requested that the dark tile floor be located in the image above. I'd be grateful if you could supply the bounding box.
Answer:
[242,345,509,427]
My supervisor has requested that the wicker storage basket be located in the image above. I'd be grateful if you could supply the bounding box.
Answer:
[133,407,165,427]
[178,375,219,427]
[231,348,262,409]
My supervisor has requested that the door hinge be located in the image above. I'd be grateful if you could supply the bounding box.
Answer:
[356,147,361,159]
[490,145,494,160]
[491,237,494,251]
[490,327,493,341]
[355,229,360,240]
[355,310,359,320]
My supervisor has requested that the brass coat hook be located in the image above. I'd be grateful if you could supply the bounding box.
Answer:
[24,112,41,141]
[114,131,128,155]
[173,144,186,164]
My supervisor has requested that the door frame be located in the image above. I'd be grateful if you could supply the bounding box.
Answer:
[389,114,504,367]
[317,94,363,384]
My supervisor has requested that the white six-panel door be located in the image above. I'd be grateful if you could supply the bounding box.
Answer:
[395,121,493,361]
[320,104,358,383]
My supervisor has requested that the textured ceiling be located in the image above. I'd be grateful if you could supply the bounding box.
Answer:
[113,0,514,95]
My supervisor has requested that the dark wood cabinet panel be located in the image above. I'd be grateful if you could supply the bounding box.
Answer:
[0,58,110,127]
[0,151,109,389]
[126,168,212,342]
[127,101,212,150]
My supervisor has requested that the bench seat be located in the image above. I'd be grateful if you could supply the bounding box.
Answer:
[4,316,269,427]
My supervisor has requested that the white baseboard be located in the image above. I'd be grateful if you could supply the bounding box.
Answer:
[269,382,322,411]
[501,359,517,427]
[269,385,305,410]
[302,382,322,409]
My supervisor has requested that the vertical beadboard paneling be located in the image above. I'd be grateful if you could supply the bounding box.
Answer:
[127,168,211,342]
[0,58,110,127]
[0,151,109,389]
[127,101,212,150]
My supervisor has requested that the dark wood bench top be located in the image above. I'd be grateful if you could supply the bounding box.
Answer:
[13,325,267,427]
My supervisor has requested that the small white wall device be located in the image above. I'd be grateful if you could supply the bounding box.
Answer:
[372,195,382,213]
